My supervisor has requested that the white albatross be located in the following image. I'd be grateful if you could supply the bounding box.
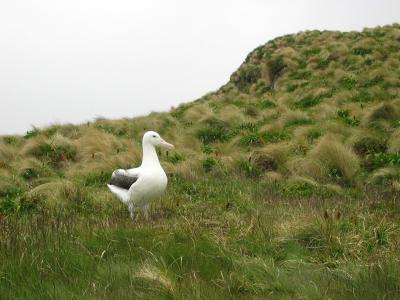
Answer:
[107,131,174,221]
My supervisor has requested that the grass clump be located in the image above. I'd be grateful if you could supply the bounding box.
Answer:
[368,167,400,185]
[309,135,360,185]
[202,157,218,172]
[282,176,320,196]
[353,136,387,155]
[15,158,53,180]
[367,102,400,123]
[237,159,262,177]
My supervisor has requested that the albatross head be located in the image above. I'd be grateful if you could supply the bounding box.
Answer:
[143,131,174,149]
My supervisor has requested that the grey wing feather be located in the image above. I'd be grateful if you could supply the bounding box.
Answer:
[109,172,139,190]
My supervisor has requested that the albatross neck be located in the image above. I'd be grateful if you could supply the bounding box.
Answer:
[141,142,161,168]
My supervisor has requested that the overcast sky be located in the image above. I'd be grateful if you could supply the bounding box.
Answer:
[0,0,399,135]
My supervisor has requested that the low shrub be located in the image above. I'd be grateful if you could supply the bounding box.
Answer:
[240,132,264,147]
[196,119,232,144]
[202,157,218,172]
[364,152,400,170]
[231,63,261,92]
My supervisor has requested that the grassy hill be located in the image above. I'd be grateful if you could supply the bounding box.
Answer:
[1,24,400,299]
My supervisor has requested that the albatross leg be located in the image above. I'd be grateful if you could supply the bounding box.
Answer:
[127,202,135,222]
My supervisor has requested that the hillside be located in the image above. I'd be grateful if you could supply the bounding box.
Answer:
[2,24,400,198]
[1,24,400,299]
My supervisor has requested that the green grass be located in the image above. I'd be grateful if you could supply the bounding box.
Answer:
[337,109,360,127]
[0,178,399,299]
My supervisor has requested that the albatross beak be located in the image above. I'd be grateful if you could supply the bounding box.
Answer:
[160,139,174,149]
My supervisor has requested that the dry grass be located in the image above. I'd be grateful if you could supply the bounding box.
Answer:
[28,179,87,208]
[134,261,175,294]
[288,156,327,181]
[0,142,18,168]
[288,135,360,185]
[251,143,291,173]
[369,167,400,185]
[388,129,400,153]
[366,102,400,124]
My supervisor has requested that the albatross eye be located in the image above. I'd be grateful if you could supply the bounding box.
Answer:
[152,135,156,138]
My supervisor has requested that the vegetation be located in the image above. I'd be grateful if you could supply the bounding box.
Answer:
[1,24,400,298]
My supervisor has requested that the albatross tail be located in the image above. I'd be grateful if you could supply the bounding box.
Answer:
[107,184,129,205]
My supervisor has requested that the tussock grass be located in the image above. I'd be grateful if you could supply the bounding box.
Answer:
[251,143,290,172]
[388,129,400,153]
[134,261,175,295]
[350,130,387,156]
[288,156,327,182]
[74,128,129,161]
[291,135,360,185]
[12,157,53,181]
[182,102,213,123]
[1,23,400,298]
[0,142,18,168]
[369,167,400,185]
[28,179,90,209]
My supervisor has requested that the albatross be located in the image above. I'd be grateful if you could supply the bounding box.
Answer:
[107,131,174,221]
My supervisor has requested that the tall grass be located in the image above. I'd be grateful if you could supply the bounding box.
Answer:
[1,23,400,298]
[1,178,399,299]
